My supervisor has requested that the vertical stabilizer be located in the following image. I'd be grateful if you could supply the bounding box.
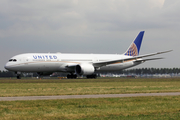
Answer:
[124,31,144,56]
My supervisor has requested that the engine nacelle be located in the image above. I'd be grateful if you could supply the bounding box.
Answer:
[75,63,95,75]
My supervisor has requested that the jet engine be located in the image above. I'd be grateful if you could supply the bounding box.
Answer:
[75,63,95,75]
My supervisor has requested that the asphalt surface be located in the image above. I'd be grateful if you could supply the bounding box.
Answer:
[1,92,180,101]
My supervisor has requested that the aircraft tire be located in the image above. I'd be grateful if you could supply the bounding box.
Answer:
[17,75,21,79]
[67,74,77,79]
[86,74,97,79]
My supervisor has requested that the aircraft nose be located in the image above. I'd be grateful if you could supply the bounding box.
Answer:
[4,62,11,70]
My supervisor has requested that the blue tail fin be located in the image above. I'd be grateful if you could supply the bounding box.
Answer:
[124,31,144,56]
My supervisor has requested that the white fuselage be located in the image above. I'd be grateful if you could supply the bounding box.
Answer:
[4,31,171,79]
[4,53,141,73]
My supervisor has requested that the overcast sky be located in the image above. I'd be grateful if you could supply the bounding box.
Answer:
[0,0,180,70]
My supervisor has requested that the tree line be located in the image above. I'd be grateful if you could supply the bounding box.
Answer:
[122,68,180,75]
[0,71,16,77]
[97,68,180,75]
[0,68,180,77]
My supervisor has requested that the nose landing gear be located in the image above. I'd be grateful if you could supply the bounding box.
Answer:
[17,74,21,79]
[15,72,21,79]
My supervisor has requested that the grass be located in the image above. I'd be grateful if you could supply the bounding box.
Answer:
[0,96,180,119]
[0,78,180,97]
[1,78,180,119]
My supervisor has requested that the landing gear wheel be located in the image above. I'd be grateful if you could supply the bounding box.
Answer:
[86,74,97,79]
[17,74,21,79]
[16,71,21,79]
[67,74,77,79]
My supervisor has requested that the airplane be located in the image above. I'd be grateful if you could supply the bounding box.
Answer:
[4,31,172,79]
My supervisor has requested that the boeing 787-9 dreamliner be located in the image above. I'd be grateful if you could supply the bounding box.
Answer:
[4,31,172,79]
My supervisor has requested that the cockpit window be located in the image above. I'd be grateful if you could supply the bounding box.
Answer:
[9,59,17,62]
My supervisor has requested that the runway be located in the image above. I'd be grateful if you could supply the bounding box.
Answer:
[1,92,180,101]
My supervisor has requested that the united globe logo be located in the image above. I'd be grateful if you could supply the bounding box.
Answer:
[125,43,138,56]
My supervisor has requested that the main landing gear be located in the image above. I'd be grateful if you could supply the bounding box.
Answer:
[67,74,77,79]
[86,74,97,79]
[66,73,97,79]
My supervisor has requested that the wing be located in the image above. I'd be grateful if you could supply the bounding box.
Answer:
[93,50,172,67]
[134,57,164,63]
